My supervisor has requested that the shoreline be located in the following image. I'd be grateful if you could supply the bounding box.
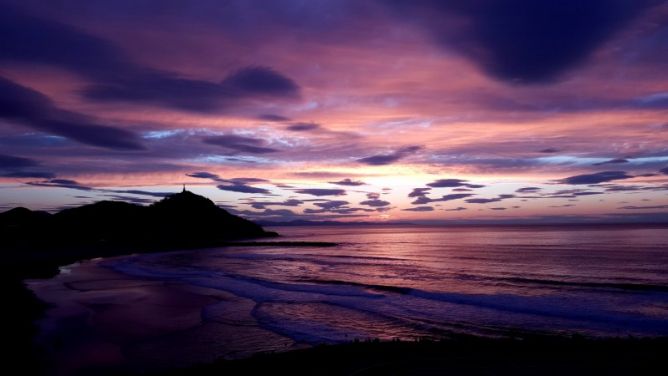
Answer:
[5,239,337,375]
[29,254,668,375]
[11,236,668,375]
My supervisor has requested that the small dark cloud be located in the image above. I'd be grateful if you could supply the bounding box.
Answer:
[490,207,507,211]
[445,207,467,211]
[107,189,172,198]
[360,199,391,207]
[539,148,560,153]
[660,167,668,175]
[603,184,645,192]
[303,206,374,215]
[410,196,432,205]
[229,177,270,184]
[559,171,633,184]
[358,145,422,165]
[203,134,279,154]
[217,184,271,194]
[314,200,350,210]
[250,198,303,210]
[329,178,366,186]
[303,199,376,215]
[440,193,475,201]
[528,189,605,199]
[516,187,541,193]
[187,171,222,180]
[188,172,271,188]
[466,194,515,204]
[408,187,472,204]
[291,171,368,179]
[294,188,346,197]
[221,66,300,98]
[26,178,92,191]
[259,114,290,122]
[572,191,604,196]
[286,122,321,132]
[427,178,484,189]
[408,187,431,197]
[618,205,668,210]
[403,206,434,212]
[412,193,473,205]
[594,158,629,166]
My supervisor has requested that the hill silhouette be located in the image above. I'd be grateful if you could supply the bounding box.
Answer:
[1,190,277,251]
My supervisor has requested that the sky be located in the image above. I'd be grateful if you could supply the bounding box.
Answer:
[1,0,667,224]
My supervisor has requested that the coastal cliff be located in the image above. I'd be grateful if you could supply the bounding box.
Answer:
[1,190,277,253]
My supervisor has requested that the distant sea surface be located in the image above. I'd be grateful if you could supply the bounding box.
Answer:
[28,225,668,373]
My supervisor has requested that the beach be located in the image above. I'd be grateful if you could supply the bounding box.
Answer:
[27,225,668,374]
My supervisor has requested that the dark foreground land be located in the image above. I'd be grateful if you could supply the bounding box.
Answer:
[158,335,667,376]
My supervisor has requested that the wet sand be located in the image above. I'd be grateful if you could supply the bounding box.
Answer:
[27,258,298,375]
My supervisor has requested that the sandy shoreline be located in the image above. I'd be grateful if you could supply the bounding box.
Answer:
[20,251,668,376]
[27,257,300,375]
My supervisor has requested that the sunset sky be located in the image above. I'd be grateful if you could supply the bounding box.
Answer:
[1,0,667,224]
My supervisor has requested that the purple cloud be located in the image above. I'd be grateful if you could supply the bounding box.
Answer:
[360,199,391,207]
[358,145,422,165]
[0,76,144,150]
[329,178,366,186]
[412,193,473,205]
[427,178,484,189]
[203,135,279,154]
[294,188,346,197]
[26,178,92,191]
[403,206,434,212]
[466,194,515,204]
[559,171,633,184]
[516,187,541,193]
[217,184,271,194]
[287,122,321,132]
[387,0,658,83]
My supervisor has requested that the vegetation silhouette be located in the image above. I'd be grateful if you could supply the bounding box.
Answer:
[1,189,277,252]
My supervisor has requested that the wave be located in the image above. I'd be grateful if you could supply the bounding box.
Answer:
[297,278,668,334]
[105,250,668,337]
[497,277,668,293]
[296,278,412,294]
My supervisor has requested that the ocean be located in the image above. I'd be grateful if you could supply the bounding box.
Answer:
[28,225,668,372]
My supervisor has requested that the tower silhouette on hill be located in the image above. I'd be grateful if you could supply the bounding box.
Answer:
[0,190,277,250]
